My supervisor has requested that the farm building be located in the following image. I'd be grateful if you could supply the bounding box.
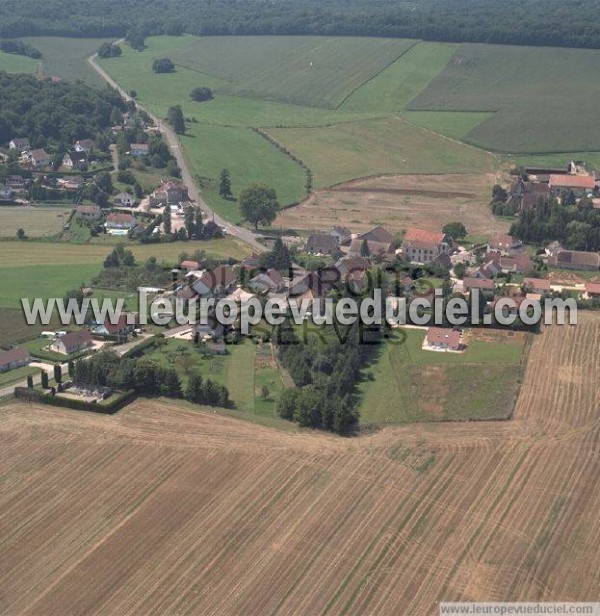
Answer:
[330,226,352,245]
[360,225,394,245]
[425,328,461,352]
[549,174,596,195]
[305,233,338,256]
[548,250,600,271]
[50,330,93,356]
[0,347,30,372]
[180,260,201,272]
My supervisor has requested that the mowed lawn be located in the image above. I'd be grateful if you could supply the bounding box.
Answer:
[408,43,600,153]
[266,117,496,188]
[0,52,37,74]
[360,328,527,424]
[0,207,72,238]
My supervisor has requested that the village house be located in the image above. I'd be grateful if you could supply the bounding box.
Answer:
[74,139,95,154]
[507,179,550,211]
[330,226,352,245]
[248,268,286,294]
[190,264,237,297]
[548,249,600,271]
[105,212,136,231]
[91,314,136,340]
[50,330,94,355]
[523,278,551,294]
[425,327,462,352]
[485,250,533,275]
[348,238,394,260]
[130,143,149,158]
[305,233,339,256]
[9,137,30,152]
[487,233,522,257]
[180,259,202,272]
[402,228,453,264]
[62,150,88,170]
[149,180,189,207]
[74,204,102,222]
[59,176,85,192]
[113,192,136,207]
[27,148,51,169]
[360,225,395,245]
[549,174,596,196]
[585,282,600,298]
[0,347,30,372]
[493,295,527,316]
[334,255,370,281]
[463,277,495,294]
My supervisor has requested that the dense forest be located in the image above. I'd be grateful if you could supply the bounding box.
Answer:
[1,0,600,50]
[0,72,126,148]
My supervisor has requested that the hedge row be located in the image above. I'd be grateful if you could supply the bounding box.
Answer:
[14,387,137,414]
[120,335,162,359]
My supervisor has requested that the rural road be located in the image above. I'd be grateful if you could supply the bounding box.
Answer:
[88,47,264,252]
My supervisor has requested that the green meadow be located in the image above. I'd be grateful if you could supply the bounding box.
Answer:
[0,52,37,74]
[359,328,526,425]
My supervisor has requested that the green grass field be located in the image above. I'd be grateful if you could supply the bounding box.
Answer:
[0,237,248,314]
[169,36,416,109]
[0,52,37,74]
[359,328,526,424]
[266,117,495,188]
[0,207,72,238]
[19,37,110,85]
[98,35,496,217]
[408,43,600,153]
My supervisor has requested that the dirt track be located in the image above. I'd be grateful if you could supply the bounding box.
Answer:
[0,315,599,614]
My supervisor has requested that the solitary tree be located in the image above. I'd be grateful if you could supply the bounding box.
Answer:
[239,184,279,230]
[152,57,175,73]
[360,239,370,258]
[54,364,62,383]
[190,87,214,102]
[16,228,25,240]
[219,168,232,199]
[442,222,467,240]
[26,374,34,388]
[167,105,185,134]
[41,371,49,389]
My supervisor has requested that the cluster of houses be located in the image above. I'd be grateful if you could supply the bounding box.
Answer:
[8,137,103,172]
[507,161,600,212]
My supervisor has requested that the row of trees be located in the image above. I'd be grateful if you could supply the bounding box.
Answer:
[3,0,600,50]
[72,350,230,407]
[0,39,41,58]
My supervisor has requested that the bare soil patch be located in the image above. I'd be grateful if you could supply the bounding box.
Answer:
[276,172,507,235]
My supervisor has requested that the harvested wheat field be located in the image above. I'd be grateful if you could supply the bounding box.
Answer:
[276,173,507,236]
[0,315,599,614]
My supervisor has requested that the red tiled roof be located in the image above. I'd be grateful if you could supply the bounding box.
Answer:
[426,327,461,350]
[549,175,596,190]
[404,227,444,246]
[586,282,600,295]
[524,278,550,290]
[463,277,495,290]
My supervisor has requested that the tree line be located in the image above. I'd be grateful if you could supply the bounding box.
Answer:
[2,0,600,50]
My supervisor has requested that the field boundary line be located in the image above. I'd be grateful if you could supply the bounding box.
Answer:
[334,40,421,110]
